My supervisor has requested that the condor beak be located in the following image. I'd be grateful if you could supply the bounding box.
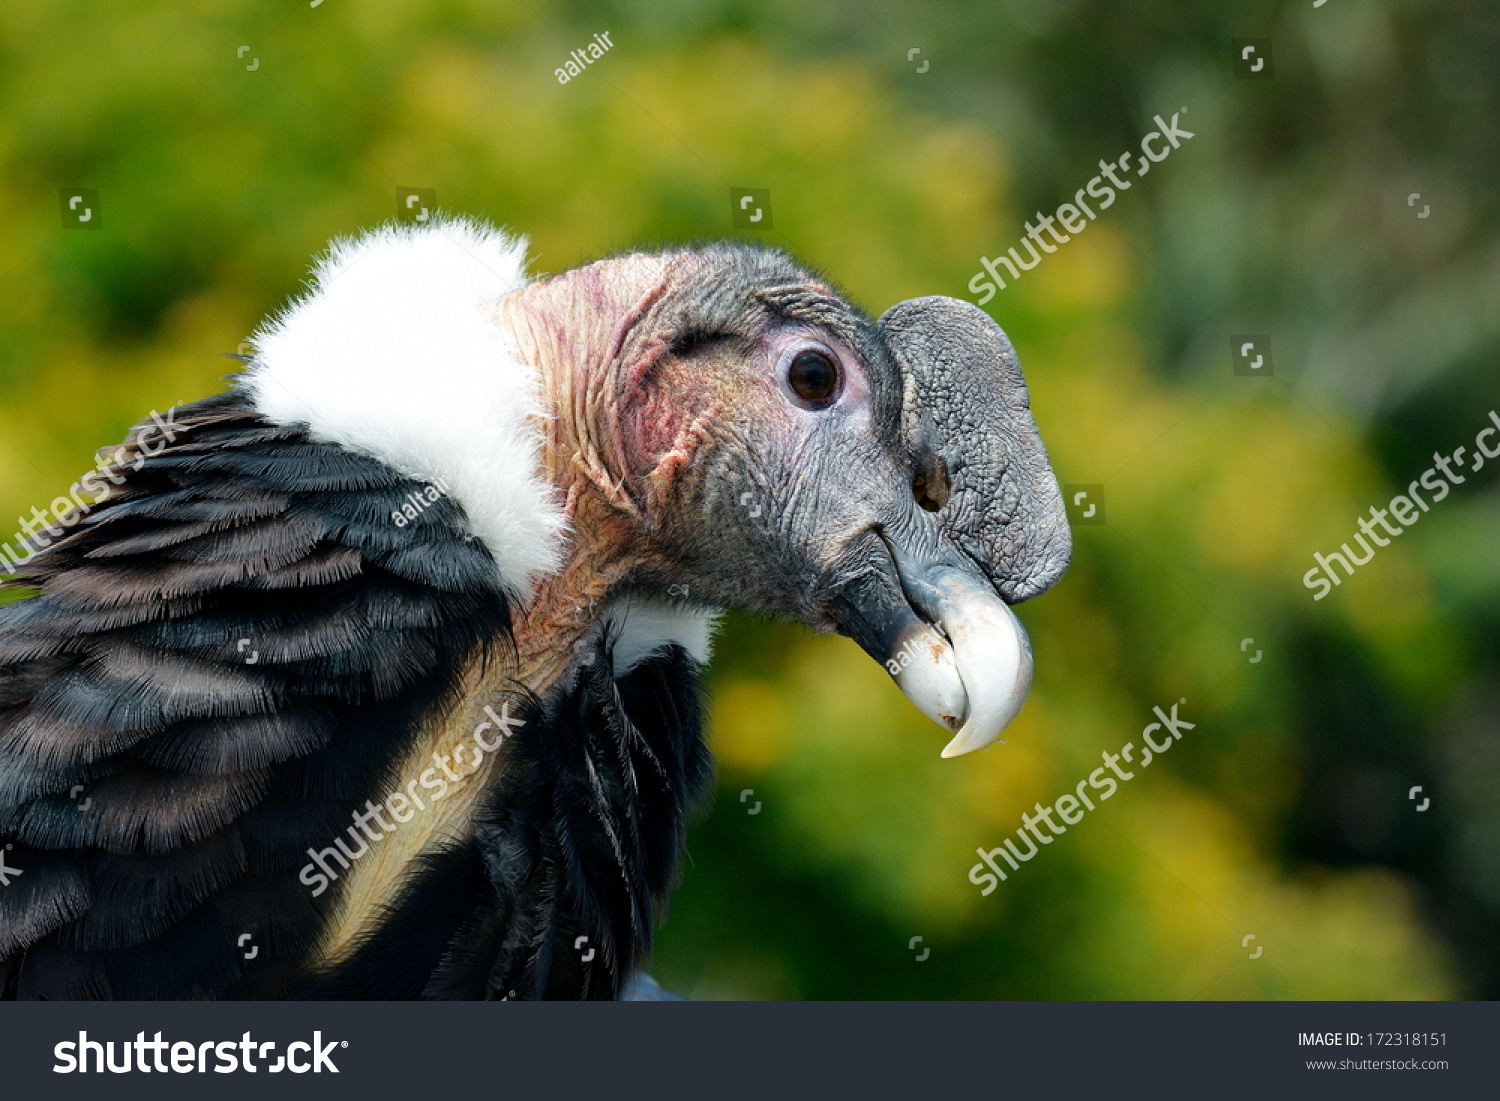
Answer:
[833,539,1033,758]
[895,559,1034,757]
[829,293,1068,756]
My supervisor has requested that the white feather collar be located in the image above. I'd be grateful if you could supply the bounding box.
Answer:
[242,218,566,595]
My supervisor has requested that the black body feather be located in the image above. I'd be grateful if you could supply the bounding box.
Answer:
[0,392,710,999]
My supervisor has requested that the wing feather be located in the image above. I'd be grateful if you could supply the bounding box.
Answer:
[0,390,511,998]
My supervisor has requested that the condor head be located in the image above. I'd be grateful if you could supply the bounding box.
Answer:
[500,242,1071,756]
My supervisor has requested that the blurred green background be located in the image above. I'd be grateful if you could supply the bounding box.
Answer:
[2,0,1497,999]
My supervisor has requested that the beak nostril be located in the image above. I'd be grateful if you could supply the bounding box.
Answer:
[912,461,950,513]
[913,475,940,512]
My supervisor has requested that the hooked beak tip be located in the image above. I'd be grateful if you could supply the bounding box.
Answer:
[833,535,1037,758]
[886,560,1035,758]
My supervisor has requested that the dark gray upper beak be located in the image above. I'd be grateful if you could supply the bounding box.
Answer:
[878,295,1071,604]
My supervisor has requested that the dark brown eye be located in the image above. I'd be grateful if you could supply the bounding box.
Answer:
[787,349,839,404]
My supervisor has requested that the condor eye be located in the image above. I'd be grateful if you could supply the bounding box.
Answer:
[786,349,840,405]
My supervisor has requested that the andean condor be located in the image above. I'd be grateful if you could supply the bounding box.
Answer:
[0,219,1070,999]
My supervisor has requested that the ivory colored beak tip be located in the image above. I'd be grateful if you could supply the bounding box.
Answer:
[939,729,1007,758]
[882,563,1034,760]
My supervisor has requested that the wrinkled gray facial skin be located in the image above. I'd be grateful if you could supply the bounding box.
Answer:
[613,245,1071,756]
